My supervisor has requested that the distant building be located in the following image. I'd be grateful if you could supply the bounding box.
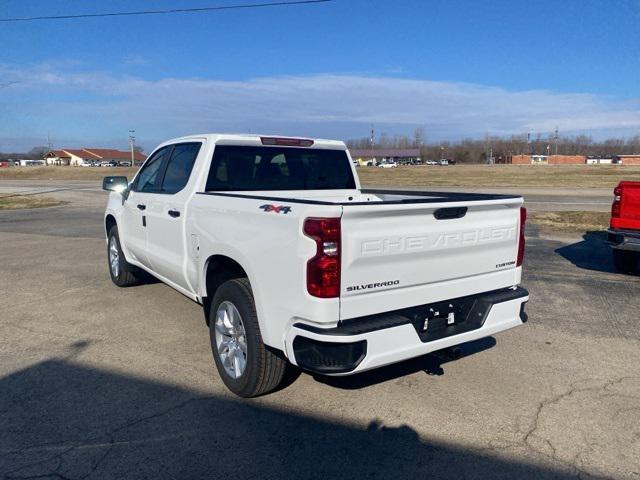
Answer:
[0,159,43,167]
[504,154,587,165]
[43,148,146,166]
[43,150,72,166]
[349,148,421,166]
[18,159,46,166]
[614,155,640,165]
[586,156,614,165]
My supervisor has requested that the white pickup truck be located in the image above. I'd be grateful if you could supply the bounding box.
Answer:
[103,134,528,397]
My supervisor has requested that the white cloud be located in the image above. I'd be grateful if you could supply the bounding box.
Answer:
[1,63,639,150]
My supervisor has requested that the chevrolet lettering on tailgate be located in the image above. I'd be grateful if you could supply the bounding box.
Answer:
[361,226,517,256]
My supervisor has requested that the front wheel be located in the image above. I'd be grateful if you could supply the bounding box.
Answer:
[107,225,141,287]
[209,278,289,397]
[612,249,639,274]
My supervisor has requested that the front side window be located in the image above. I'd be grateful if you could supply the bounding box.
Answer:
[133,147,169,192]
[205,146,355,191]
[161,143,202,194]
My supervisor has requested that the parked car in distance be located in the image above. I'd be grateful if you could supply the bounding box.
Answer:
[80,160,93,167]
[119,161,132,167]
[607,181,640,273]
[377,160,398,168]
[425,160,438,165]
[103,134,528,397]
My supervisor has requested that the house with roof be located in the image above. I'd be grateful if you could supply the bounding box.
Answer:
[43,148,146,166]
[43,150,72,166]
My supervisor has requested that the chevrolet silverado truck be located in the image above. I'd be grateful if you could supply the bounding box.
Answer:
[102,134,529,397]
[608,181,640,273]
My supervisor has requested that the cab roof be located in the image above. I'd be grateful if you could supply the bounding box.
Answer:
[161,133,347,150]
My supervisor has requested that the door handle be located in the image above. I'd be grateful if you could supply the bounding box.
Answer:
[137,204,146,211]
[168,210,181,218]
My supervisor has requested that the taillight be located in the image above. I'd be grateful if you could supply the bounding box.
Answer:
[517,207,527,267]
[611,185,622,220]
[304,217,341,298]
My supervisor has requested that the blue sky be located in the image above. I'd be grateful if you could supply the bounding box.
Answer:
[1,0,639,151]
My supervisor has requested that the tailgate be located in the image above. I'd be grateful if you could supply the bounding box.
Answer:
[617,183,640,230]
[339,199,523,320]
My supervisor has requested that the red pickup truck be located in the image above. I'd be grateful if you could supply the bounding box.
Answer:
[608,181,640,273]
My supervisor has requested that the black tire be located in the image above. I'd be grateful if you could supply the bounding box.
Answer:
[612,249,639,274]
[209,278,289,397]
[107,225,141,287]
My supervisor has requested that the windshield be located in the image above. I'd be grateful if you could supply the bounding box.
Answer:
[205,146,356,191]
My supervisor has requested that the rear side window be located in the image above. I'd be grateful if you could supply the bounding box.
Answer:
[205,146,355,191]
[134,147,169,192]
[161,143,201,194]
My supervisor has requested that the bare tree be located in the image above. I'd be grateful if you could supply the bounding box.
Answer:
[27,146,48,158]
[345,132,640,164]
[413,127,425,148]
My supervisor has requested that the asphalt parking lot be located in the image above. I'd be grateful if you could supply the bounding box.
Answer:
[1,182,639,479]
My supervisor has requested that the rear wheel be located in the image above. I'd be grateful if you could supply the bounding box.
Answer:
[612,249,639,274]
[209,278,289,397]
[107,225,141,287]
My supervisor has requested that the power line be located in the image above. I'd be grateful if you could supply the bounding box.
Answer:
[0,0,332,23]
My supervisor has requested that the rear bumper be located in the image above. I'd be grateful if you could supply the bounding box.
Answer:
[607,229,640,252]
[285,286,529,375]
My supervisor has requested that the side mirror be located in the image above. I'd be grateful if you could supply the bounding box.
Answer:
[102,176,128,193]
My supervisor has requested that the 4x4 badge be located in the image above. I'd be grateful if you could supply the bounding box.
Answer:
[259,204,292,214]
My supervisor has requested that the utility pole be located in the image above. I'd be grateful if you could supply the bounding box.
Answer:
[370,126,374,166]
[128,130,136,165]
[45,132,52,166]
[554,126,559,156]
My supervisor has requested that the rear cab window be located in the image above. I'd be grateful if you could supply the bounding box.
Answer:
[205,146,355,191]
[161,143,202,194]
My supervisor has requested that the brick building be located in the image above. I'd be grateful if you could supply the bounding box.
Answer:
[614,155,640,165]
[503,155,586,165]
[547,155,587,165]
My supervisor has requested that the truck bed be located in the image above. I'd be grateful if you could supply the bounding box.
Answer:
[198,187,524,321]
[200,188,521,206]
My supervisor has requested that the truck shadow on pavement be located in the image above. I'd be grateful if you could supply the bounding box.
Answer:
[555,231,620,274]
[315,337,496,390]
[0,342,580,480]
